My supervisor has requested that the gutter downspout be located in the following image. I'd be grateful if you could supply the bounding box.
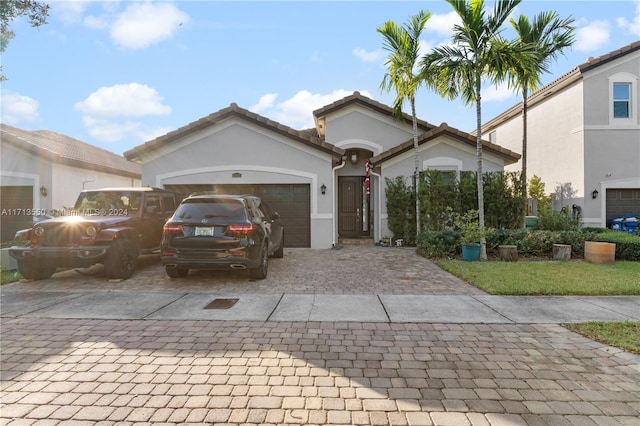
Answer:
[331,157,347,247]
[369,165,382,244]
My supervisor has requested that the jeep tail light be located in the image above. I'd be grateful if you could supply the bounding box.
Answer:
[163,224,184,236]
[227,224,257,235]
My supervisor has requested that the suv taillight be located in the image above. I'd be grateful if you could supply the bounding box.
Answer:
[163,224,184,235]
[226,224,257,235]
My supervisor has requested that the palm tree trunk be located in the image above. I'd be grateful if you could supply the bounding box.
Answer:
[475,70,487,261]
[521,87,528,226]
[411,99,420,240]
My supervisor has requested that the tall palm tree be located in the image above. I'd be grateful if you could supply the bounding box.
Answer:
[509,12,575,223]
[420,0,533,260]
[378,10,431,241]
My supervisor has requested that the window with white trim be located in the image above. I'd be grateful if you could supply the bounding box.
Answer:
[613,82,631,118]
[608,73,637,124]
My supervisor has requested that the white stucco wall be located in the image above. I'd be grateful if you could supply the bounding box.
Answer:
[1,142,140,213]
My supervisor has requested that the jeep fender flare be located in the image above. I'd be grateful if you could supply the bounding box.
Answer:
[95,227,139,248]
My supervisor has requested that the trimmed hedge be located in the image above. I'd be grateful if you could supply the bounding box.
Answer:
[418,228,640,261]
[594,231,640,261]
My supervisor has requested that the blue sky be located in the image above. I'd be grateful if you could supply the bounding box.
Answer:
[2,0,639,156]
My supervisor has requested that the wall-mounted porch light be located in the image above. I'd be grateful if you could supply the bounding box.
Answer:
[320,184,327,195]
[350,151,358,165]
[39,186,48,197]
[592,189,599,199]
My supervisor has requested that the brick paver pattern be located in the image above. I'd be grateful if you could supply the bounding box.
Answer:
[2,246,639,425]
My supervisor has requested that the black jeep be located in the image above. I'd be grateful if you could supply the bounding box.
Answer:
[9,187,181,280]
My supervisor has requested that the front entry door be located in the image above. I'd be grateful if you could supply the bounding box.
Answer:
[338,176,369,238]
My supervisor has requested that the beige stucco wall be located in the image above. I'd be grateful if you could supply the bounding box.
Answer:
[491,81,585,203]
[140,119,335,248]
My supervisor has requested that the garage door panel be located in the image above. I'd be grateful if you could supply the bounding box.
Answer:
[1,186,33,243]
[165,183,310,247]
[606,189,640,221]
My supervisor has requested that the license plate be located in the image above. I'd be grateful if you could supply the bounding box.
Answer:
[195,226,215,236]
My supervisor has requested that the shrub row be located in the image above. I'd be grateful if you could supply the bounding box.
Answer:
[417,229,640,261]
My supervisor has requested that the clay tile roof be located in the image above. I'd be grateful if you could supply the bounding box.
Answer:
[125,103,345,161]
[313,91,436,131]
[1,123,141,178]
[370,122,520,166]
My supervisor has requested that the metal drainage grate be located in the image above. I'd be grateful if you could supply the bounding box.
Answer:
[204,298,239,310]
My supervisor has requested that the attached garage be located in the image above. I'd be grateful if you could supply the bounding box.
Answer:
[1,186,33,243]
[165,183,310,247]
[606,188,640,221]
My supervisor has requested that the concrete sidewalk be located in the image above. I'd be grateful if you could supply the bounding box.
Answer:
[2,290,639,324]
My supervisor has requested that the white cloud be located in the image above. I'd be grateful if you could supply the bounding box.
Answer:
[250,93,278,113]
[574,20,610,52]
[49,0,92,25]
[481,82,517,103]
[426,11,460,38]
[250,89,373,129]
[353,47,383,63]
[0,91,40,124]
[75,83,171,118]
[110,2,189,50]
[75,83,171,142]
[617,0,640,37]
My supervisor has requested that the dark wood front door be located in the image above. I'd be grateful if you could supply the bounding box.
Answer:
[338,176,369,238]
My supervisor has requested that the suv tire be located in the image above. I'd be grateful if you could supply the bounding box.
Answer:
[17,259,56,280]
[249,244,268,280]
[104,239,138,279]
[272,232,284,259]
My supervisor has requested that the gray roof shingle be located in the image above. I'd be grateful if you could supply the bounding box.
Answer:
[1,124,141,178]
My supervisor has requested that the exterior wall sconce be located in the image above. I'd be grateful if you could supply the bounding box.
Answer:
[592,189,599,199]
[321,184,327,195]
[350,151,358,165]
[40,186,48,197]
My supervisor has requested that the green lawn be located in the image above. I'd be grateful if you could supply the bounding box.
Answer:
[435,259,640,295]
[435,258,640,354]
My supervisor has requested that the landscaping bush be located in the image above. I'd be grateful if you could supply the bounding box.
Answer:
[417,230,460,258]
[421,228,605,259]
[593,231,640,261]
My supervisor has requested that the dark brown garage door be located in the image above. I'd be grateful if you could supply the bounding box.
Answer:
[1,186,33,243]
[606,188,640,221]
[165,183,310,247]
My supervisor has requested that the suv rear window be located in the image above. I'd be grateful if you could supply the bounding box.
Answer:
[174,199,247,220]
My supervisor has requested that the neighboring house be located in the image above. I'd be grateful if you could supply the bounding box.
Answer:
[481,41,640,227]
[125,92,519,248]
[0,124,142,242]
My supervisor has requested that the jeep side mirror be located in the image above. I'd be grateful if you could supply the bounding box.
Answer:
[272,212,280,220]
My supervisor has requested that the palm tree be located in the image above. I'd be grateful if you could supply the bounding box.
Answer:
[378,10,431,242]
[420,0,533,260]
[509,12,575,223]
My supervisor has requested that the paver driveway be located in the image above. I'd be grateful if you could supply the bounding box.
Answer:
[2,246,639,425]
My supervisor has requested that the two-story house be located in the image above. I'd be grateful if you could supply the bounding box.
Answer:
[481,41,640,227]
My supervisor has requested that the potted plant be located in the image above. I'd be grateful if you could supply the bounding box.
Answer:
[454,209,481,261]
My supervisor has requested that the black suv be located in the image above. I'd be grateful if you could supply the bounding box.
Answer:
[9,187,180,280]
[161,194,284,279]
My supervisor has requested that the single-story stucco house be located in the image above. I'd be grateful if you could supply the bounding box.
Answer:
[1,124,142,242]
[124,92,520,248]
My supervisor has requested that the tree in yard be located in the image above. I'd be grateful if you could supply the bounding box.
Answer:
[420,0,535,261]
[509,11,575,224]
[378,10,431,241]
[1,0,50,81]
